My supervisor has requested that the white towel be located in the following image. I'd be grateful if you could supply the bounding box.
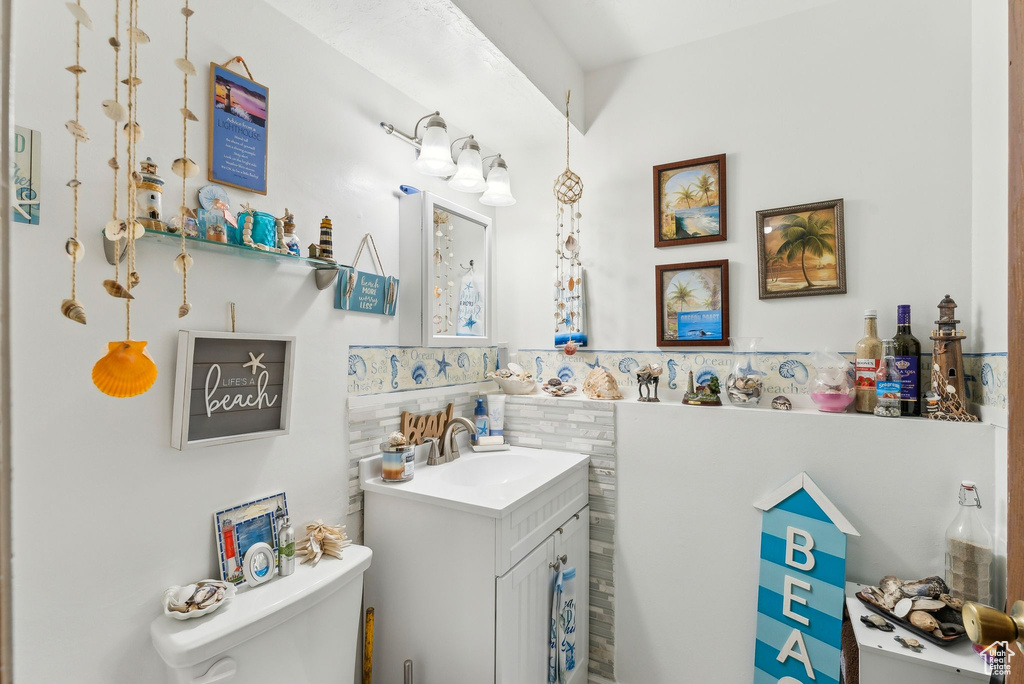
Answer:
[549,566,578,684]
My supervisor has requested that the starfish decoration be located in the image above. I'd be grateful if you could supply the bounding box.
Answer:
[464,315,478,331]
[585,355,602,369]
[239,201,256,216]
[435,352,451,379]
[243,352,266,376]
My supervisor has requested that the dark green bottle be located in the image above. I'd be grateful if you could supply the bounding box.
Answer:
[893,304,922,416]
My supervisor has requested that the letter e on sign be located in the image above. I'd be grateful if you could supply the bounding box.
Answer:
[783,576,811,627]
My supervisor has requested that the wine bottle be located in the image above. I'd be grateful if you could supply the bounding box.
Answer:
[893,304,922,416]
[855,309,882,413]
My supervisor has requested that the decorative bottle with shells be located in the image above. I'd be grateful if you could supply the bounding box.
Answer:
[725,337,764,407]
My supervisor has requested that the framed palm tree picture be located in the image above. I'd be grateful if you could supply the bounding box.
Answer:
[653,154,726,247]
[756,199,846,299]
[655,259,730,347]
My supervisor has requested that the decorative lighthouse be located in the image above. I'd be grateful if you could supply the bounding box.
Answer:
[136,157,165,229]
[928,294,978,422]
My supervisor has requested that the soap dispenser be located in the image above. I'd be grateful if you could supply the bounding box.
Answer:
[473,398,488,443]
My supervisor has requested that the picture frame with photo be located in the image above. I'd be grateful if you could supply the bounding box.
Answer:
[755,198,846,300]
[653,153,727,247]
[213,492,288,585]
[655,259,730,347]
[209,63,270,194]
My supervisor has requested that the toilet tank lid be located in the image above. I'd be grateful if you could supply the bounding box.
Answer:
[150,544,372,669]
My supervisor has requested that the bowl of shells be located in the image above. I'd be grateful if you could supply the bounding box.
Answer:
[488,363,537,395]
[162,579,236,620]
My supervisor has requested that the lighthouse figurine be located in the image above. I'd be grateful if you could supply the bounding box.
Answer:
[928,294,979,422]
[136,157,165,230]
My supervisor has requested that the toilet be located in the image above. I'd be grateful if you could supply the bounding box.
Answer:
[151,545,372,683]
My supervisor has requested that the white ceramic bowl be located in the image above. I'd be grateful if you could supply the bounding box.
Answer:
[491,374,537,395]
[162,580,236,620]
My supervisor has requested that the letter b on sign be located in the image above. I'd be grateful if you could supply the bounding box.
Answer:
[785,526,815,571]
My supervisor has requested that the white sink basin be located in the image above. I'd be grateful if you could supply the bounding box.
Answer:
[441,453,542,487]
[359,444,589,517]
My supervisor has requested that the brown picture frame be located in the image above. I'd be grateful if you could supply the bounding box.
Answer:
[655,259,730,347]
[653,153,727,247]
[755,198,846,300]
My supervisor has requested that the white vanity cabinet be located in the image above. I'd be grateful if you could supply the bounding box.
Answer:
[361,447,590,684]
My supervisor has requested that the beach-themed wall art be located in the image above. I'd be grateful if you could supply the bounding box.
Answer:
[12,126,41,224]
[214,492,288,585]
[336,233,399,316]
[655,260,730,347]
[171,331,294,449]
[756,198,846,299]
[209,60,269,194]
[653,154,726,247]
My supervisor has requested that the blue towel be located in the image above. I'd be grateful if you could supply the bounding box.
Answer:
[549,567,577,684]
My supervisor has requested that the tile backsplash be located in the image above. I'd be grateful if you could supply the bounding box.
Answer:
[348,345,498,396]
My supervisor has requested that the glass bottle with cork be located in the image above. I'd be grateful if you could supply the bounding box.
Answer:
[945,481,992,604]
[855,309,882,413]
[893,304,922,416]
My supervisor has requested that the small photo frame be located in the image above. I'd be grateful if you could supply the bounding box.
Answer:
[214,492,288,585]
[655,259,730,347]
[756,198,846,299]
[653,154,726,247]
[209,63,269,194]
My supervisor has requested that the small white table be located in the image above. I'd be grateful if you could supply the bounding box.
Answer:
[846,582,989,683]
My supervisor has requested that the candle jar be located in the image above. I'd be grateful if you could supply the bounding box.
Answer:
[380,442,415,483]
[809,350,854,413]
[725,337,764,407]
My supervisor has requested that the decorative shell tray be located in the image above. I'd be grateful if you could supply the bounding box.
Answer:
[855,590,966,646]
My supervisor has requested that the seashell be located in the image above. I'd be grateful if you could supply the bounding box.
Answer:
[556,365,575,383]
[65,120,89,142]
[617,357,639,373]
[181,6,195,17]
[563,234,579,255]
[60,298,87,324]
[108,36,121,48]
[771,395,792,410]
[894,636,923,652]
[127,26,150,44]
[563,339,578,356]
[65,64,87,75]
[940,594,964,611]
[173,251,194,274]
[128,271,140,287]
[178,301,191,318]
[410,362,427,385]
[130,220,145,239]
[66,178,82,189]
[171,157,199,179]
[103,279,134,300]
[65,2,93,29]
[174,58,197,76]
[778,359,810,384]
[938,622,965,636]
[547,377,562,387]
[859,614,894,631]
[908,611,939,633]
[910,598,947,613]
[65,237,84,262]
[121,76,142,87]
[101,99,128,122]
[108,157,120,170]
[130,170,143,185]
[568,277,575,291]
[900,576,948,599]
[582,368,623,400]
[92,340,158,398]
[122,122,143,143]
[105,219,129,241]
[457,352,470,369]
[348,354,367,380]
[180,107,198,122]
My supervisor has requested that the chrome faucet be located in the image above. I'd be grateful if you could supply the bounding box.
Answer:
[429,417,475,465]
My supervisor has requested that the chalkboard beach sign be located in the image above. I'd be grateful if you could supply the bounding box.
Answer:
[335,233,399,316]
[171,331,294,449]
[208,62,269,195]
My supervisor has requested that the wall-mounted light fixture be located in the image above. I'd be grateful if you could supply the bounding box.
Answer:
[447,136,487,193]
[380,111,456,177]
[479,154,516,206]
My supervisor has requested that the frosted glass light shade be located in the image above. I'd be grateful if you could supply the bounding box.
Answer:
[448,142,487,193]
[415,118,456,177]
[479,157,516,206]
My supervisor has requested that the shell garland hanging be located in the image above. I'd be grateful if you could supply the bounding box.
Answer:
[92,340,158,398]
[174,0,194,318]
[554,91,583,353]
[61,0,90,325]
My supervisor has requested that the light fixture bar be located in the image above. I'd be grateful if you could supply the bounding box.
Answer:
[379,121,421,149]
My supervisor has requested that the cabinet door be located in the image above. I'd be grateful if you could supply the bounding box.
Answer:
[496,536,556,684]
[554,506,590,684]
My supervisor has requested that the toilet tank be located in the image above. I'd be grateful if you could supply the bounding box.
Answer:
[151,544,371,684]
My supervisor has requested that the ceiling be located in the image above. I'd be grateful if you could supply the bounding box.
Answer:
[527,0,839,72]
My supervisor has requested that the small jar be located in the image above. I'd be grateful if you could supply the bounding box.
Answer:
[206,222,228,243]
[381,442,415,483]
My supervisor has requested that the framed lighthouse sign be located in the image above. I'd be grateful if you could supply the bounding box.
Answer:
[752,472,859,684]
[171,331,295,450]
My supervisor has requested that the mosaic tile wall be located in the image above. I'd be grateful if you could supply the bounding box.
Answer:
[503,395,618,684]
[520,349,1009,411]
[348,345,499,396]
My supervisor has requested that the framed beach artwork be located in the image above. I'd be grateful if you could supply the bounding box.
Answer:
[653,153,726,247]
[655,259,730,347]
[209,63,269,194]
[756,198,846,300]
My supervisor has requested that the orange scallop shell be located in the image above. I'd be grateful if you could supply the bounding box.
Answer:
[92,340,158,398]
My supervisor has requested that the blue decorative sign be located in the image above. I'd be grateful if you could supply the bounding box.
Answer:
[209,64,269,195]
[11,126,41,224]
[752,473,859,684]
[335,268,398,316]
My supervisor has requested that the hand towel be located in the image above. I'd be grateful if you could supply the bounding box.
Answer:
[549,566,578,684]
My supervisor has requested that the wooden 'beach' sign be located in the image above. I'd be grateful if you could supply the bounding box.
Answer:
[172,331,294,449]
[752,472,859,684]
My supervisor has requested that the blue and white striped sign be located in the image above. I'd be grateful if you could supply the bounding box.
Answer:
[753,473,859,684]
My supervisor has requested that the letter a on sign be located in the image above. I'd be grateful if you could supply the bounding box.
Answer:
[752,473,859,683]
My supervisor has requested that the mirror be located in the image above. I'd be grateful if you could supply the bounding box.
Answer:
[399,192,492,347]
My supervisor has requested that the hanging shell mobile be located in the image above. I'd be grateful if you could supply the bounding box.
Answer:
[554,91,583,353]
[173,0,194,317]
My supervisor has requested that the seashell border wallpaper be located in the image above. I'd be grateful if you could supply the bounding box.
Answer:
[348,345,499,396]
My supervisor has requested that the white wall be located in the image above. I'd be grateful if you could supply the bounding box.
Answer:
[497,0,982,354]
[614,403,996,683]
[8,1,498,681]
